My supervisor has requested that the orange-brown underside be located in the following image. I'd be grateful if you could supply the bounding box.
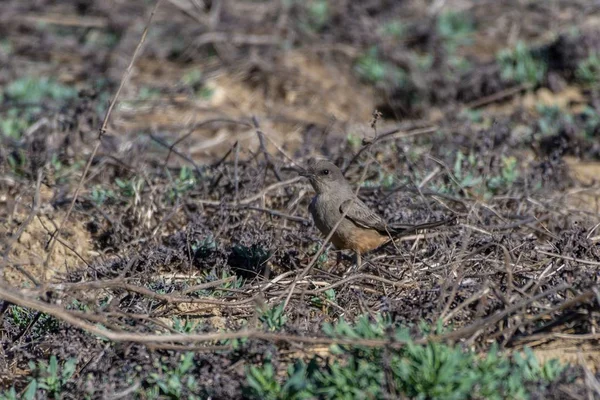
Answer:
[330,228,390,254]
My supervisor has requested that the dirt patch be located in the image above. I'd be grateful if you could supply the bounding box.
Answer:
[1,212,91,286]
[113,51,376,162]
[174,301,229,331]
[566,156,600,186]
[533,340,600,373]
[210,51,376,124]
[563,157,600,214]
[522,86,586,111]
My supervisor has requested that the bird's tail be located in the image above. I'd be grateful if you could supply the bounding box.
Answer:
[389,215,456,236]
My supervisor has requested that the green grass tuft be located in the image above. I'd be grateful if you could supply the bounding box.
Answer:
[244,315,566,400]
[497,41,547,86]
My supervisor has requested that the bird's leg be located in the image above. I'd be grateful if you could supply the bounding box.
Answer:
[344,252,361,275]
[343,252,362,278]
[328,251,344,273]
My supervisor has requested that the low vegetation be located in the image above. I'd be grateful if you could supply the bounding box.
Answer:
[2,0,600,398]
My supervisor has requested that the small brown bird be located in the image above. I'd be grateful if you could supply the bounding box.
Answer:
[301,159,454,269]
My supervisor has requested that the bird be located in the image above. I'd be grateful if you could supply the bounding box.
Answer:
[300,159,454,270]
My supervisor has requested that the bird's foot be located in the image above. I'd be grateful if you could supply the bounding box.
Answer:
[342,252,362,278]
[329,252,353,273]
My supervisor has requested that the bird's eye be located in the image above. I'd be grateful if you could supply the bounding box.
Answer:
[322,169,330,175]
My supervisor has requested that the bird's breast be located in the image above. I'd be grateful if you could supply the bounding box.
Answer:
[309,194,339,233]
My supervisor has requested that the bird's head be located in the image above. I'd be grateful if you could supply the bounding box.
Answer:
[300,159,348,194]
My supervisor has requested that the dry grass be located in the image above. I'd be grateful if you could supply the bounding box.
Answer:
[2,0,600,398]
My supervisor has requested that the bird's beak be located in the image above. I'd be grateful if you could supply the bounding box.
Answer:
[298,168,312,178]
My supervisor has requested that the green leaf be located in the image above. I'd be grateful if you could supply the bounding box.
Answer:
[23,381,38,400]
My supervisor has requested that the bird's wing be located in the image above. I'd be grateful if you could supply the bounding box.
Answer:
[339,198,388,232]
[340,198,456,236]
